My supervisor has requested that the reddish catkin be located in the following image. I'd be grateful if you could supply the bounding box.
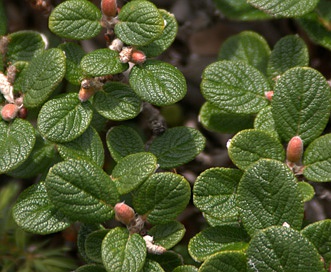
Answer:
[78,87,95,102]
[286,136,303,164]
[114,202,135,226]
[130,50,146,64]
[1,103,19,121]
[101,0,117,18]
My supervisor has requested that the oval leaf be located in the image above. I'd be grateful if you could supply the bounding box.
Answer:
[93,82,142,121]
[85,229,109,263]
[22,48,66,108]
[149,127,205,169]
[228,129,285,170]
[133,172,191,224]
[81,49,128,77]
[272,67,331,144]
[173,265,198,272]
[247,226,325,271]
[201,60,270,114]
[193,168,243,223]
[129,60,187,106]
[38,93,93,143]
[49,0,102,40]
[12,182,71,234]
[304,134,331,182]
[0,119,36,173]
[45,159,119,223]
[199,251,247,272]
[237,159,304,236]
[115,0,164,46]
[254,106,278,138]
[111,152,158,195]
[141,259,165,272]
[102,227,146,272]
[106,125,145,162]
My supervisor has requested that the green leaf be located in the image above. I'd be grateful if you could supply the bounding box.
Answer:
[111,152,158,195]
[272,67,331,145]
[58,126,104,167]
[0,1,7,35]
[173,265,198,272]
[106,125,145,162]
[199,102,254,134]
[267,35,309,81]
[45,159,119,223]
[298,182,315,202]
[22,48,66,108]
[148,221,185,249]
[49,0,102,40]
[247,226,325,272]
[101,227,146,272]
[304,134,331,182]
[228,129,285,170]
[81,49,128,77]
[148,251,183,271]
[254,106,278,138]
[115,0,164,46]
[7,134,55,178]
[212,0,271,20]
[302,219,331,267]
[76,264,107,272]
[203,213,240,227]
[247,0,319,17]
[93,82,142,121]
[193,168,243,223]
[133,172,191,224]
[149,127,205,169]
[218,31,270,74]
[201,61,270,114]
[0,119,36,173]
[85,229,109,263]
[138,9,178,57]
[58,42,85,85]
[199,251,247,272]
[237,159,304,236]
[7,31,46,63]
[38,93,93,143]
[188,225,249,262]
[12,182,71,234]
[129,60,187,106]
[141,259,164,272]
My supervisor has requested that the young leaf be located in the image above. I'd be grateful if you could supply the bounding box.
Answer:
[188,225,249,262]
[199,102,254,133]
[133,172,191,224]
[267,35,309,81]
[237,159,304,236]
[193,168,243,223]
[201,60,269,114]
[111,152,158,195]
[247,0,319,17]
[101,227,146,272]
[304,134,331,182]
[93,81,142,121]
[38,93,93,143]
[0,119,36,173]
[22,48,66,108]
[106,125,145,162]
[254,106,278,138]
[58,126,104,167]
[149,127,205,169]
[81,49,128,77]
[301,219,331,267]
[199,251,247,272]
[49,0,102,40]
[148,221,186,249]
[85,229,109,263]
[45,159,119,223]
[247,226,325,271]
[141,259,164,272]
[218,31,271,74]
[7,31,46,63]
[115,0,164,46]
[58,42,85,85]
[298,182,315,202]
[228,129,285,170]
[129,60,187,106]
[12,182,71,234]
[138,9,178,57]
[148,251,183,271]
[272,67,331,144]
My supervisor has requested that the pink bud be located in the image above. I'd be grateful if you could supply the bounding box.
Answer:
[101,0,117,18]
[130,50,146,64]
[78,87,95,102]
[1,103,19,121]
[114,202,135,225]
[264,91,274,101]
[286,136,303,164]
